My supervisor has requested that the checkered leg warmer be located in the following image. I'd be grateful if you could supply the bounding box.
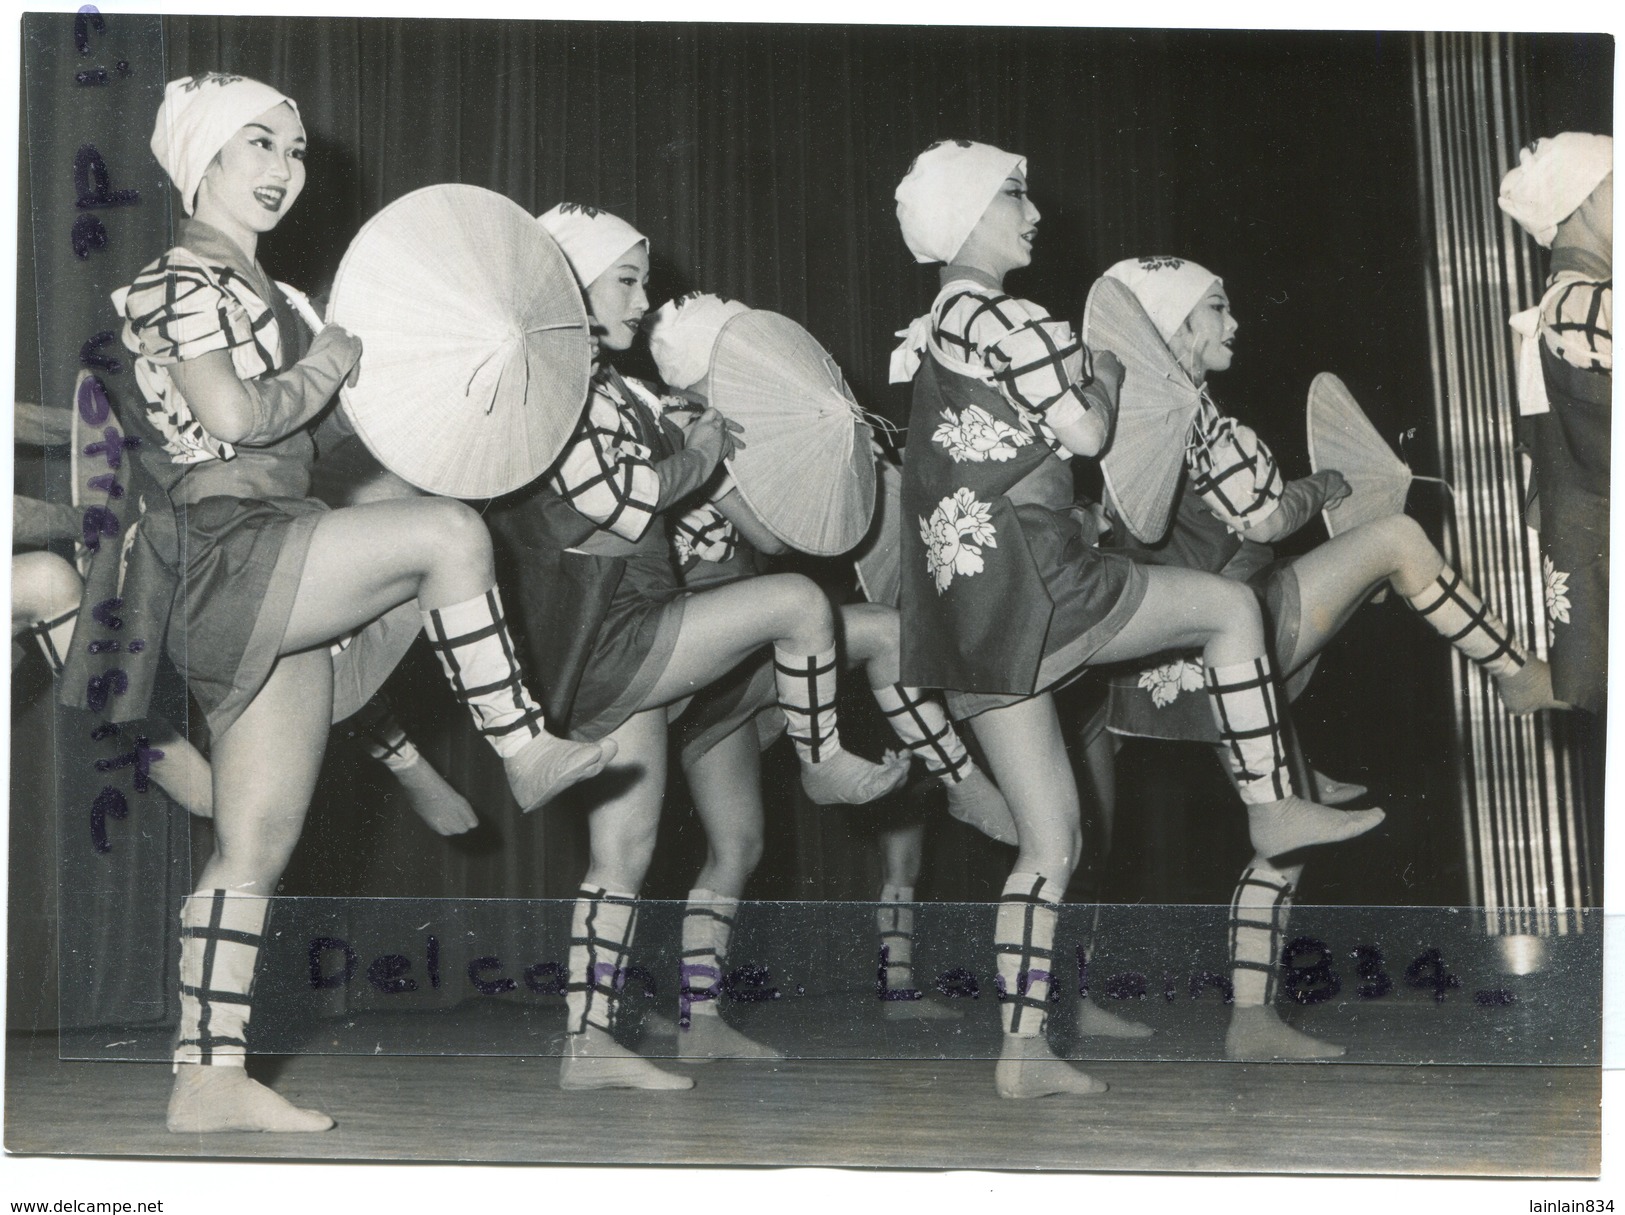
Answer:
[421,589,546,759]
[1206,658,1293,806]
[877,884,917,993]
[871,684,973,782]
[1405,567,1526,677]
[679,888,737,1027]
[175,890,270,1068]
[1228,859,1303,1007]
[995,873,1059,1038]
[774,645,842,764]
[566,885,639,1036]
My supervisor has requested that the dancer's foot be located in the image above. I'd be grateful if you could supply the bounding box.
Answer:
[166,1065,333,1133]
[943,768,1018,845]
[1225,1005,1345,1060]
[881,995,965,1021]
[1309,769,1368,807]
[1074,997,1155,1039]
[677,1014,783,1062]
[393,753,478,835]
[505,734,617,813]
[559,1027,693,1091]
[1246,796,1383,858]
[995,1035,1108,1098]
[800,748,911,806]
[1496,658,1571,715]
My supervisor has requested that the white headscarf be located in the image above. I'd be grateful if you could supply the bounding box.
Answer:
[151,73,301,217]
[1104,257,1224,343]
[646,292,752,390]
[1498,133,1613,248]
[537,202,649,288]
[894,140,1026,265]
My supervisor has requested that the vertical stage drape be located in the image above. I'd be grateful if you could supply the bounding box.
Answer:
[1410,32,1599,942]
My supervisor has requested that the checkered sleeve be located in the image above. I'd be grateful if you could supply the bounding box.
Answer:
[936,287,1097,432]
[672,501,739,565]
[122,251,252,366]
[1541,275,1612,374]
[1186,396,1283,534]
[547,390,663,541]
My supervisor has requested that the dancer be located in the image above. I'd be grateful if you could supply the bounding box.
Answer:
[644,295,1014,1054]
[488,205,909,1089]
[1499,133,1612,716]
[1092,253,1567,1056]
[99,74,610,1133]
[889,140,1381,1097]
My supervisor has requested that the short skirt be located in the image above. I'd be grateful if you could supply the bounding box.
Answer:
[947,503,1150,720]
[172,495,417,737]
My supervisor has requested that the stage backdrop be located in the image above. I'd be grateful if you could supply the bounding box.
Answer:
[11,20,1610,1032]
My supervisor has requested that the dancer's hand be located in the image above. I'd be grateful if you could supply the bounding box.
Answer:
[686,408,744,468]
[1093,349,1125,396]
[1313,470,1352,510]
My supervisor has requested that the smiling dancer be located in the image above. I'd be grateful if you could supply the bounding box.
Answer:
[890,140,1382,1097]
[101,75,610,1133]
[489,205,908,1090]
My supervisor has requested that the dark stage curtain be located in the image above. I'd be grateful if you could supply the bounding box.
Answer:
[16,22,1606,1032]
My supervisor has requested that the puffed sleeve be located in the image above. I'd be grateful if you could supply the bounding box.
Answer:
[547,391,664,542]
[937,287,1100,433]
[1186,398,1284,534]
[1541,276,1612,374]
[120,250,250,365]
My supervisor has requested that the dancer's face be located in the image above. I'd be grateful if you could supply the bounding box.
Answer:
[1172,287,1238,382]
[195,103,306,234]
[585,243,651,353]
[954,170,1041,278]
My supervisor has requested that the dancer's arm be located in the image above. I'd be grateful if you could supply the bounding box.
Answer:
[166,327,361,446]
[1541,274,1612,373]
[1187,404,1347,543]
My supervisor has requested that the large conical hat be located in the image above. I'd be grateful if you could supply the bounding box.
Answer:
[706,310,876,556]
[1306,372,1417,537]
[328,184,591,498]
[1082,275,1204,543]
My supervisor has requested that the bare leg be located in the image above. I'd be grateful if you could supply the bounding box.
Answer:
[168,649,334,1133]
[971,696,1105,1097]
[673,723,782,1060]
[1286,515,1558,713]
[560,710,691,1092]
[646,576,908,805]
[11,550,81,674]
[282,497,611,811]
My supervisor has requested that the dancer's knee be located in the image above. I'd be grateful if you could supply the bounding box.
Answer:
[1377,514,1445,596]
[416,498,496,574]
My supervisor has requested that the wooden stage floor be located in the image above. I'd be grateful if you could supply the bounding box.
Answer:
[5,1028,1600,1175]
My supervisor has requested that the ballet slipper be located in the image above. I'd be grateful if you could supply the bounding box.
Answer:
[677,1014,784,1062]
[994,1036,1108,1098]
[799,748,911,806]
[148,735,215,819]
[166,1065,333,1133]
[1309,769,1367,807]
[1074,996,1155,1039]
[943,768,1018,845]
[559,1027,693,1091]
[881,995,965,1021]
[1246,797,1384,858]
[1495,658,1571,715]
[1225,1005,1345,1061]
[505,734,617,813]
[392,753,479,835]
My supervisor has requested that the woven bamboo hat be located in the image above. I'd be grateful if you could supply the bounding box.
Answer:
[706,310,877,556]
[328,184,591,498]
[1306,372,1436,538]
[1082,275,1205,543]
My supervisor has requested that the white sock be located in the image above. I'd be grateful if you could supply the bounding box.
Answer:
[680,888,738,1025]
[774,645,842,764]
[175,889,269,1069]
[995,873,1059,1037]
[877,883,916,992]
[1206,658,1293,805]
[1405,567,1526,677]
[565,885,638,1036]
[871,684,974,782]
[1228,859,1303,1006]
[421,588,547,758]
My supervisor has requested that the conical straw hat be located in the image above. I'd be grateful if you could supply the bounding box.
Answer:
[328,184,591,498]
[1082,275,1204,543]
[706,310,876,556]
[1306,372,1415,538]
